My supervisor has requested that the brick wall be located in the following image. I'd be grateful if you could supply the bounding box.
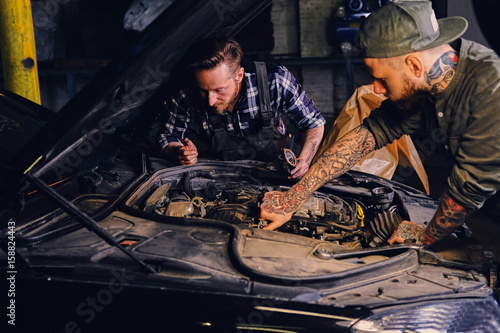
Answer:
[271,0,346,124]
[271,0,373,126]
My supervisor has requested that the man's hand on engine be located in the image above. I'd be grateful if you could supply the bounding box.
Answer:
[260,191,294,231]
[387,220,425,245]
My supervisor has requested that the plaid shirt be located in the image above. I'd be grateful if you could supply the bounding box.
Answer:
[158,63,325,148]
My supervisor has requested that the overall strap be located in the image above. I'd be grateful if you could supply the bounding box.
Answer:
[209,114,225,130]
[254,61,274,127]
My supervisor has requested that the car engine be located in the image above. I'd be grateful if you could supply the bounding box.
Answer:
[137,169,408,249]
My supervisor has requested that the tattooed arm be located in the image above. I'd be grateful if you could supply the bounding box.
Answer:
[388,191,475,245]
[260,125,376,230]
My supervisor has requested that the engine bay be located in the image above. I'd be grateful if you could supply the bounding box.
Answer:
[130,167,412,249]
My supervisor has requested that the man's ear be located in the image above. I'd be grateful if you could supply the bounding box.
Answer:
[236,67,244,83]
[405,55,424,78]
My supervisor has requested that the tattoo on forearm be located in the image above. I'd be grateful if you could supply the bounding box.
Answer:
[425,50,458,93]
[425,191,474,241]
[284,125,376,212]
[420,231,436,245]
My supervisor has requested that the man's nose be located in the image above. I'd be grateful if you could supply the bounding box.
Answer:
[373,79,387,95]
[208,92,218,106]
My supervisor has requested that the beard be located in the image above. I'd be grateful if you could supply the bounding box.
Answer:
[211,101,228,115]
[391,78,431,117]
[210,82,241,115]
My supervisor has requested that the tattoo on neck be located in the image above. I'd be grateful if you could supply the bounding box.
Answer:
[425,50,459,93]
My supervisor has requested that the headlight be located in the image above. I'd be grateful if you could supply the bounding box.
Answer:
[351,299,500,332]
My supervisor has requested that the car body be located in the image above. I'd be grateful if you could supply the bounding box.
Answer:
[1,0,499,332]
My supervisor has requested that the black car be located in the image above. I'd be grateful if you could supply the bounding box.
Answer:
[1,0,500,332]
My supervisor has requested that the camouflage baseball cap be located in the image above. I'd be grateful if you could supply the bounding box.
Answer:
[356,0,468,58]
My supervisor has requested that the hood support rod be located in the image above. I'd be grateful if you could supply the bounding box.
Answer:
[26,174,156,274]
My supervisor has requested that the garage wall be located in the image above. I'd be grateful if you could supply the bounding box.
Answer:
[297,0,337,119]
[447,0,491,48]
[31,0,133,111]
[272,0,335,122]
[270,0,370,124]
[4,0,494,115]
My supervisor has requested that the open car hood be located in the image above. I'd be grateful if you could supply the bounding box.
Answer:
[0,0,272,195]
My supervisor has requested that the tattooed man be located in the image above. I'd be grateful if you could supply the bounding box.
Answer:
[260,0,500,246]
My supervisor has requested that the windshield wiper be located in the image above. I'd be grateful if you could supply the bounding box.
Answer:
[26,173,156,274]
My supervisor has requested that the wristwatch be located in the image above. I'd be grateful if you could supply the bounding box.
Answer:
[278,148,297,175]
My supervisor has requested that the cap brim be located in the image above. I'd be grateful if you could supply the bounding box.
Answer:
[420,16,468,51]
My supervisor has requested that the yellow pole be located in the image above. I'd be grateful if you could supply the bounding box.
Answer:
[0,0,40,104]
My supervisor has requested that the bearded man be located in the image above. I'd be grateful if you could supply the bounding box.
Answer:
[158,36,325,179]
[260,0,500,246]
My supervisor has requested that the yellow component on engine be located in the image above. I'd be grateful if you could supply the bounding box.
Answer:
[357,204,365,227]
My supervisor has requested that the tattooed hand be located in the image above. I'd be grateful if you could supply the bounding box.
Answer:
[260,191,295,231]
[387,220,425,246]
[260,125,376,231]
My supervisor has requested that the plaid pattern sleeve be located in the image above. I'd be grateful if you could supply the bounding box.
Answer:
[158,89,192,149]
[158,63,325,148]
[272,66,326,131]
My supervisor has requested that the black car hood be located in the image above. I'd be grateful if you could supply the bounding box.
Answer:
[0,0,271,196]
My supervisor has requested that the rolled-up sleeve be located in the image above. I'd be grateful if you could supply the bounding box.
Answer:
[363,100,425,149]
[276,66,326,130]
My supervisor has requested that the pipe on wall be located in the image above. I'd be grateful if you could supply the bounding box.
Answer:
[0,0,40,104]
